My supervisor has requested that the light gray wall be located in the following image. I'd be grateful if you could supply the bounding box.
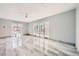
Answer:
[22,23,29,34]
[0,19,12,37]
[0,19,28,37]
[50,9,76,44]
[76,5,79,51]
[29,9,76,44]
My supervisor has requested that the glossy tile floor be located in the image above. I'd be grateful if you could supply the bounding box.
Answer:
[0,35,79,56]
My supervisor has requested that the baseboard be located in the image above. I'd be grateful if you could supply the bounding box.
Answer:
[48,38,75,46]
[24,34,75,46]
[0,36,11,39]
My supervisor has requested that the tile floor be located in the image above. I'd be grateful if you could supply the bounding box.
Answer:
[0,35,79,56]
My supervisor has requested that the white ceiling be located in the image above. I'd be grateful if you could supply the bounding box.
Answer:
[0,3,78,23]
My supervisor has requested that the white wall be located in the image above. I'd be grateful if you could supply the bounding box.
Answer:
[76,5,79,51]
[50,9,76,44]
[22,22,29,34]
[0,19,28,37]
[29,9,76,44]
[0,19,12,37]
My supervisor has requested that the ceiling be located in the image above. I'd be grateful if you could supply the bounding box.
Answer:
[0,3,78,23]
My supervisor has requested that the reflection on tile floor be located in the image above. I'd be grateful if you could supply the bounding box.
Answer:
[0,35,79,56]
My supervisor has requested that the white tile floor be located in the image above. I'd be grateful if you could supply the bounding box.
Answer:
[0,35,79,56]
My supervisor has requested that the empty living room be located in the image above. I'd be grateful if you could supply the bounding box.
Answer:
[0,3,79,56]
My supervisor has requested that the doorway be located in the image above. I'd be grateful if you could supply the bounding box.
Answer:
[11,23,23,48]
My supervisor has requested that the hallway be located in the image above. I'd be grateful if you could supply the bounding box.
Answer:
[0,35,79,56]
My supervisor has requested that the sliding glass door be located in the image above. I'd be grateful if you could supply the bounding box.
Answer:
[11,23,23,48]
